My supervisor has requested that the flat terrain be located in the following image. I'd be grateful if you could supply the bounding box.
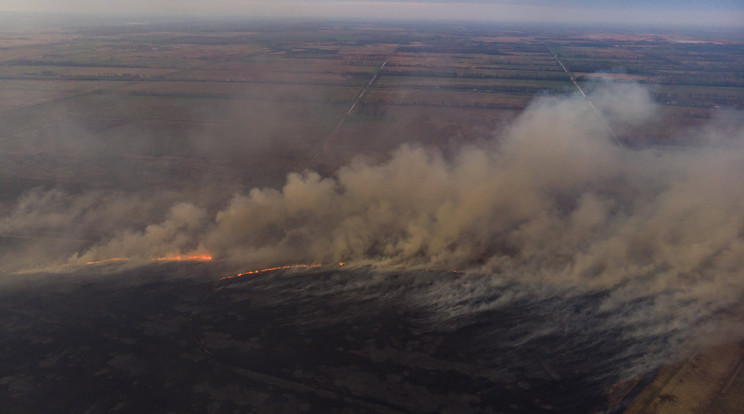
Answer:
[623,300,744,414]
[623,339,744,414]
[1,19,743,199]
[1,16,744,414]
[0,264,650,413]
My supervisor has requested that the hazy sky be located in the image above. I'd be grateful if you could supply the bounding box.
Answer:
[2,0,743,28]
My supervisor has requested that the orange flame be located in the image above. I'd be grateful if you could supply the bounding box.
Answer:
[82,256,352,283]
[220,264,322,281]
[83,254,212,266]
[85,257,130,265]
[155,255,213,262]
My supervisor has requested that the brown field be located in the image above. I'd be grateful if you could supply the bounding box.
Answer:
[118,80,362,101]
[0,17,743,414]
[365,88,531,108]
[0,88,77,112]
[157,69,369,86]
[0,65,179,78]
[0,19,742,194]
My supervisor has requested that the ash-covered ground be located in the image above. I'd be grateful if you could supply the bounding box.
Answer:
[0,262,678,413]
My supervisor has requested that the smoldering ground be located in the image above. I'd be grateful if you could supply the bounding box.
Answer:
[3,82,744,376]
[193,266,677,411]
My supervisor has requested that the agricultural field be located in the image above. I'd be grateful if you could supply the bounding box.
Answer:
[0,19,743,195]
[2,16,744,414]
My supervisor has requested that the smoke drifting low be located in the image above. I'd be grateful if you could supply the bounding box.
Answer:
[4,83,744,367]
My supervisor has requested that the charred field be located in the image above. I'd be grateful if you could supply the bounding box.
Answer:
[0,263,663,413]
[1,16,744,414]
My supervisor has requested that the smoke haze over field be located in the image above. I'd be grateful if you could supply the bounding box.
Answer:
[3,82,744,371]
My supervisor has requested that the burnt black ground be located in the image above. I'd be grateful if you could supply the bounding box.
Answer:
[0,263,651,413]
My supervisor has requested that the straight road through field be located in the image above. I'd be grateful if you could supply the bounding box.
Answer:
[548,45,623,146]
[305,52,393,168]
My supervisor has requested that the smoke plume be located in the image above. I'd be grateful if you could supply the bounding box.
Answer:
[3,82,744,368]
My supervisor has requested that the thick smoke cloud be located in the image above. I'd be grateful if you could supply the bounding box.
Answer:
[180,84,741,360]
[3,83,744,367]
[69,85,744,301]
[194,87,632,268]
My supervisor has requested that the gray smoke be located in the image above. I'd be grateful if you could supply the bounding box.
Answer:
[3,82,744,370]
[76,84,744,309]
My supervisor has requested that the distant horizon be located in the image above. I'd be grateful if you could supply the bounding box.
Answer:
[1,0,743,30]
[1,13,743,37]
